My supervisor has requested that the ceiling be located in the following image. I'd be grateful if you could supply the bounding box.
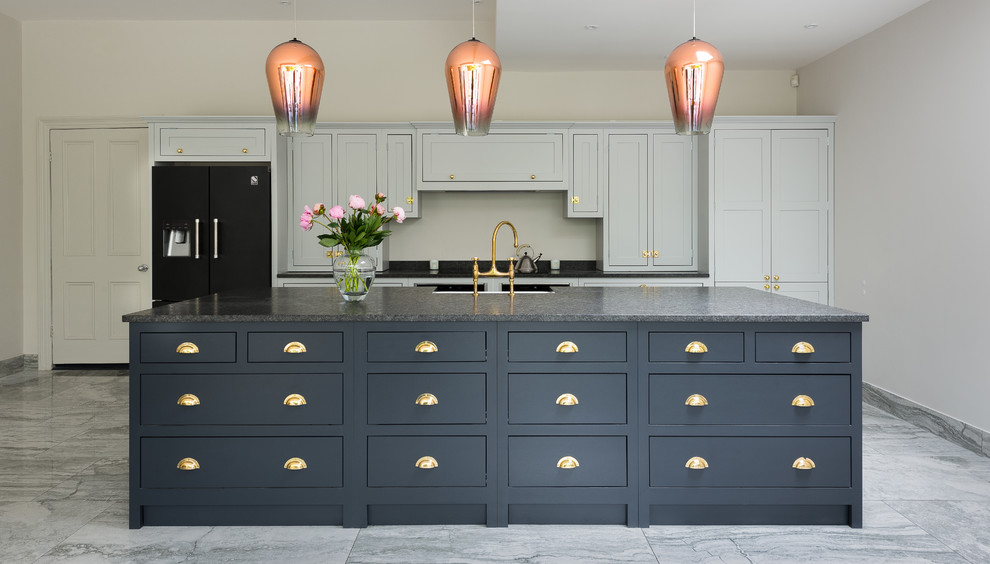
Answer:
[0,0,930,71]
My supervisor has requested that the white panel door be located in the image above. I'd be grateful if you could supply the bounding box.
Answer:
[713,130,772,283]
[291,133,333,266]
[771,130,829,283]
[652,134,694,267]
[567,130,603,217]
[605,134,649,268]
[385,133,417,218]
[51,128,149,364]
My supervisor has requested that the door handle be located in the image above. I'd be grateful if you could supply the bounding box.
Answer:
[137,264,149,272]
[194,219,200,259]
[213,218,219,259]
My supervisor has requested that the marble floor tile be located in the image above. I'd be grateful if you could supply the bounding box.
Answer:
[863,451,990,502]
[346,524,660,564]
[34,457,129,502]
[643,501,967,563]
[887,500,990,564]
[0,499,113,563]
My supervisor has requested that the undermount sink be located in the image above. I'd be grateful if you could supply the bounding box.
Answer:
[430,283,558,294]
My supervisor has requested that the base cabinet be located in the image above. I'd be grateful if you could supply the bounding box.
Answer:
[129,320,861,528]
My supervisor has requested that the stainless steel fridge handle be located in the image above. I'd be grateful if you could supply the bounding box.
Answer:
[194,219,200,259]
[213,218,219,259]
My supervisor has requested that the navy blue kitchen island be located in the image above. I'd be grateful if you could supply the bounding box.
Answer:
[124,286,867,528]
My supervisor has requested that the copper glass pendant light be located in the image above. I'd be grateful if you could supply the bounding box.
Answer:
[265,0,324,136]
[445,0,501,136]
[664,0,724,135]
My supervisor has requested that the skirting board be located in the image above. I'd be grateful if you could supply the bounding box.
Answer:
[863,381,990,459]
[0,354,36,377]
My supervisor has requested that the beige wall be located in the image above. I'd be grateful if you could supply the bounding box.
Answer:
[19,19,797,355]
[798,0,990,431]
[1,13,22,362]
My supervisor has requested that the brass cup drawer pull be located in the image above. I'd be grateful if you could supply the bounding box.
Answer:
[415,393,439,406]
[555,341,579,353]
[555,393,579,406]
[792,457,816,470]
[177,393,200,407]
[685,456,709,470]
[283,341,307,354]
[685,394,709,407]
[284,457,308,470]
[556,456,580,469]
[792,341,815,354]
[177,457,200,471]
[415,340,438,353]
[283,393,307,406]
[415,456,439,469]
[792,394,815,407]
[685,341,709,354]
[176,342,199,354]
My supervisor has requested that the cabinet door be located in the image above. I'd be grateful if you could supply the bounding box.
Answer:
[386,133,418,218]
[420,132,564,185]
[567,131,603,217]
[291,134,334,267]
[605,134,649,267]
[335,133,386,270]
[771,130,829,283]
[652,134,694,267]
[713,130,772,282]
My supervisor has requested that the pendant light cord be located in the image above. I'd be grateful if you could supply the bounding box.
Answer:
[293,0,298,39]
[692,0,697,39]
[471,0,477,40]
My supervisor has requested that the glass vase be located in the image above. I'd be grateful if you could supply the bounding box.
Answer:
[333,250,375,302]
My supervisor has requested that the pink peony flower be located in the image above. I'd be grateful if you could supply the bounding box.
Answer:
[348,195,366,210]
[313,203,325,215]
[376,192,385,200]
[392,206,406,223]
[304,205,313,215]
[375,204,385,215]
[299,211,313,231]
[328,205,345,219]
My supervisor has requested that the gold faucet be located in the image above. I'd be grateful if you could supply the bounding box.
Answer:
[473,220,518,295]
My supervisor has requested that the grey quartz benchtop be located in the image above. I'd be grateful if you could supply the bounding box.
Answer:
[124,286,868,324]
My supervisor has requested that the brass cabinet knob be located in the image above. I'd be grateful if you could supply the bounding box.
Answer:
[556,456,580,469]
[764,284,771,290]
[642,250,649,258]
[283,457,307,470]
[764,275,771,281]
[176,342,199,354]
[283,393,307,406]
[531,174,536,179]
[685,456,709,469]
[555,393,579,406]
[555,341,579,353]
[283,341,307,354]
[774,285,780,290]
[792,457,816,470]
[792,341,815,354]
[792,395,815,407]
[177,457,200,470]
[571,196,580,204]
[449,174,455,180]
[415,393,439,406]
[685,394,709,406]
[176,148,183,154]
[774,275,780,281]
[406,197,414,205]
[242,148,248,153]
[177,393,200,406]
[652,250,659,258]
[415,456,439,469]
[684,341,708,354]
[415,340,438,353]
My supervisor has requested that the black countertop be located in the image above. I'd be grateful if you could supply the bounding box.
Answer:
[124,286,868,323]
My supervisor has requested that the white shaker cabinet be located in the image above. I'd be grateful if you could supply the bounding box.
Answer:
[566,129,604,218]
[600,132,696,271]
[713,127,831,303]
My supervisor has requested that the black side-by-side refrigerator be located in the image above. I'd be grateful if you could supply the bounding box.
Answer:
[152,165,272,306]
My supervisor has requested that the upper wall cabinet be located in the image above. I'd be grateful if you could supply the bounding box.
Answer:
[147,117,276,162]
[567,128,605,218]
[416,127,567,191]
[599,131,696,272]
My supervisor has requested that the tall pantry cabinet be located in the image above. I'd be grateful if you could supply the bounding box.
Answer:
[712,121,832,304]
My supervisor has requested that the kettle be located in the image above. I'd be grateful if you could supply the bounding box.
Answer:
[514,244,542,274]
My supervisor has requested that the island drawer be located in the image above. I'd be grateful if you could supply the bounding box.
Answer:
[367,436,487,487]
[648,332,744,363]
[648,374,850,426]
[755,332,851,363]
[367,331,487,362]
[140,373,343,425]
[141,436,342,488]
[508,373,626,424]
[247,331,343,363]
[139,332,236,363]
[506,331,627,363]
[367,373,487,424]
[649,436,851,488]
[508,436,627,487]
